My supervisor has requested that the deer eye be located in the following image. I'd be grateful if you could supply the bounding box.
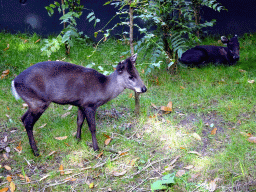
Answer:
[129,76,134,80]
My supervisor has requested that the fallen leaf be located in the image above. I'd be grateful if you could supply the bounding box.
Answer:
[61,112,70,118]
[248,137,256,143]
[113,170,127,176]
[34,39,41,43]
[67,105,73,111]
[16,141,22,152]
[10,182,15,192]
[3,154,8,160]
[192,133,201,141]
[64,142,70,146]
[129,158,139,166]
[64,170,72,175]
[55,136,67,140]
[149,114,157,118]
[104,138,112,146]
[103,133,111,138]
[188,151,202,156]
[25,175,30,183]
[165,165,174,171]
[59,165,64,175]
[65,177,76,181]
[161,106,172,113]
[248,80,255,84]
[96,151,103,159]
[3,136,7,142]
[169,155,180,166]
[129,93,133,98]
[6,175,12,182]
[176,170,185,177]
[211,128,217,135]
[208,180,217,191]
[167,101,172,109]
[239,69,246,72]
[184,165,194,170]
[151,103,158,109]
[3,44,9,51]
[240,132,252,137]
[89,182,94,189]
[18,174,25,180]
[119,151,128,156]
[180,86,185,89]
[0,187,9,192]
[4,165,11,171]
[38,123,47,129]
[141,69,145,74]
[2,70,9,75]
[47,151,56,157]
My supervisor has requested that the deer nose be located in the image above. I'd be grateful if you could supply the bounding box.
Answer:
[141,86,147,93]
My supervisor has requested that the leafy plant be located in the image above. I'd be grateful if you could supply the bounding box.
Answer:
[151,173,176,191]
[102,0,225,73]
[41,0,100,57]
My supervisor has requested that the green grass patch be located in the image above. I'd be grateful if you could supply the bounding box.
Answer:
[0,32,256,191]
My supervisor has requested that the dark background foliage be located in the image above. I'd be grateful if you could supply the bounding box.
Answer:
[0,0,255,38]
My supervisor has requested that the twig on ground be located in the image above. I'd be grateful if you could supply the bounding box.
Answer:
[127,177,149,192]
[130,157,171,177]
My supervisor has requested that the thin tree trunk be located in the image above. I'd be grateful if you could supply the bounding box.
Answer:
[61,0,70,55]
[129,1,140,115]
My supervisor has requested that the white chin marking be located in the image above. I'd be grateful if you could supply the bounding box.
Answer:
[134,87,142,93]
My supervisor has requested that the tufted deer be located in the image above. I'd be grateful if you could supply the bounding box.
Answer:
[179,35,240,67]
[12,54,147,156]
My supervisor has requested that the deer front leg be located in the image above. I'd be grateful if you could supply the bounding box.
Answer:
[84,107,99,151]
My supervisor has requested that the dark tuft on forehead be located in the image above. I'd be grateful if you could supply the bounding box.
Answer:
[126,59,137,76]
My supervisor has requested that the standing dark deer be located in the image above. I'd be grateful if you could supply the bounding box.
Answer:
[12,54,147,156]
[179,35,240,67]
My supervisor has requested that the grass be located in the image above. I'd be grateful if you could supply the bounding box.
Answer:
[0,32,256,191]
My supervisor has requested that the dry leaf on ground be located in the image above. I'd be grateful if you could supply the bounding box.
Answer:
[55,136,67,140]
[4,165,11,171]
[16,141,22,152]
[192,133,201,141]
[10,182,15,192]
[184,165,194,170]
[176,170,185,177]
[61,112,70,118]
[240,132,252,137]
[151,103,158,109]
[0,187,9,192]
[113,170,127,177]
[6,176,12,182]
[161,101,172,113]
[38,123,47,129]
[59,165,64,175]
[188,151,202,156]
[211,128,217,135]
[104,138,112,146]
[89,183,94,189]
[248,137,256,143]
[96,151,103,159]
[208,180,217,191]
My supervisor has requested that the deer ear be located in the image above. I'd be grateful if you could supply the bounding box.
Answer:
[130,53,137,64]
[116,62,125,74]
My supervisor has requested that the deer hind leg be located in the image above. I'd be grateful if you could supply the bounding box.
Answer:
[21,100,50,156]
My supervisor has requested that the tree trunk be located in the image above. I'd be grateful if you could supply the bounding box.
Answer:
[129,1,140,115]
